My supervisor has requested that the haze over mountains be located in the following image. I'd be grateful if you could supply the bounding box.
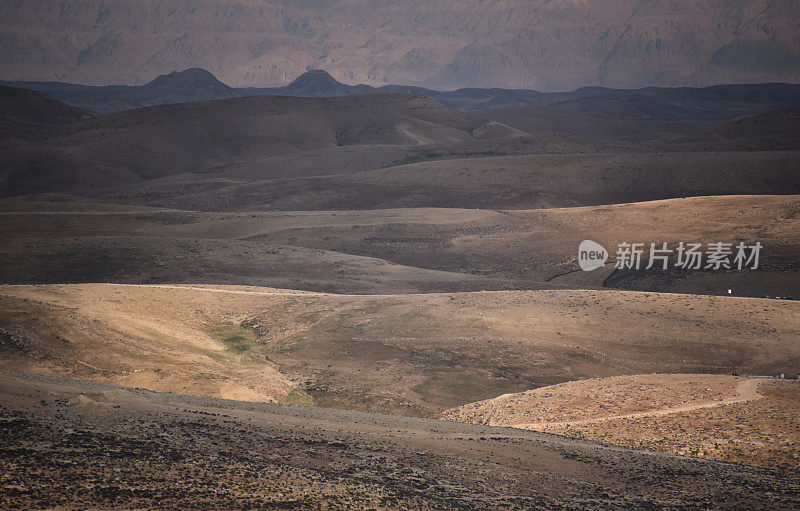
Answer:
[7,67,800,118]
[2,0,800,91]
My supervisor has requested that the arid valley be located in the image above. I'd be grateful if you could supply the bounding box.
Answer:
[2,6,800,506]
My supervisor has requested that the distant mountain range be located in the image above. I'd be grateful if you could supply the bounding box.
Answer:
[5,68,800,121]
[2,0,800,91]
[3,77,799,204]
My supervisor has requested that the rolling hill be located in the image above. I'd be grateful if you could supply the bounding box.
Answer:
[3,0,800,505]
[1,283,798,416]
[0,195,798,296]
[0,85,86,138]
[443,374,800,470]
[0,92,531,196]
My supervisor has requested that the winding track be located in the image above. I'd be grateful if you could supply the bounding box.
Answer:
[509,378,762,429]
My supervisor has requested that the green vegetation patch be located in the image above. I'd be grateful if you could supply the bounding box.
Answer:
[208,323,258,354]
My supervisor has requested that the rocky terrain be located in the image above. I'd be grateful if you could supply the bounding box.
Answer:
[2,0,800,91]
[2,371,799,510]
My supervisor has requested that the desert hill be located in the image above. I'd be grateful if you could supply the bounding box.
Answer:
[482,102,800,147]
[141,67,238,102]
[3,77,800,203]
[47,151,800,213]
[279,69,374,97]
[692,106,800,151]
[0,86,86,138]
[479,104,710,143]
[551,93,718,121]
[2,68,239,115]
[1,284,798,417]
[443,374,800,470]
[0,93,530,196]
[1,196,798,297]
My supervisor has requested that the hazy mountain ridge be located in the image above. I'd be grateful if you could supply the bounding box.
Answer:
[2,0,799,91]
[6,68,800,118]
